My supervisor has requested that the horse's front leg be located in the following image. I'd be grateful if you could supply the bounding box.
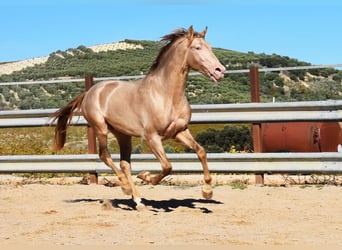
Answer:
[138,134,172,185]
[175,128,213,199]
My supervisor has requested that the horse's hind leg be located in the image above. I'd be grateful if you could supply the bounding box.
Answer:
[175,128,213,199]
[112,131,144,210]
[96,130,132,196]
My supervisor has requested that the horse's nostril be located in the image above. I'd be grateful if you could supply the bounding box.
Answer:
[215,67,225,74]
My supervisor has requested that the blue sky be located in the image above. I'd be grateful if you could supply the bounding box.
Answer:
[0,0,341,65]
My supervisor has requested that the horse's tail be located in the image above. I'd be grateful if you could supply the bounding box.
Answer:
[50,92,87,151]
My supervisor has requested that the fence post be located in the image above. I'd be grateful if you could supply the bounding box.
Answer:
[249,67,264,185]
[85,76,98,184]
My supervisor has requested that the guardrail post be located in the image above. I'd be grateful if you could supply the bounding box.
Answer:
[85,76,98,184]
[249,67,264,185]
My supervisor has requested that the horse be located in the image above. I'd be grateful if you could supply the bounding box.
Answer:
[51,26,226,210]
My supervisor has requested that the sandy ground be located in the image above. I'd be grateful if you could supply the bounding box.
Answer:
[0,174,341,248]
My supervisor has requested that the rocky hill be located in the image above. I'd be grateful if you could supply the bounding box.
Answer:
[0,41,144,76]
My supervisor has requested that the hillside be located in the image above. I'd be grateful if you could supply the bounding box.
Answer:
[0,39,341,110]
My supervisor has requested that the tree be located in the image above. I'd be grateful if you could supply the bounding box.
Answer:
[193,125,252,153]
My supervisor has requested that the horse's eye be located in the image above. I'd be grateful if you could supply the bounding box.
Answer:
[193,46,201,50]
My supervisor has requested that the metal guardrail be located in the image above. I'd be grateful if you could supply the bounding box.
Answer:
[1,100,342,127]
[1,101,342,175]
[0,153,341,174]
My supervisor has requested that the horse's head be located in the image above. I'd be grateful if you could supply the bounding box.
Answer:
[186,26,226,82]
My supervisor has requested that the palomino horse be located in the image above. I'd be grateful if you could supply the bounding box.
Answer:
[51,26,225,210]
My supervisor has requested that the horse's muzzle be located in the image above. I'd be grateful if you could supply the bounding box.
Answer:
[209,67,225,82]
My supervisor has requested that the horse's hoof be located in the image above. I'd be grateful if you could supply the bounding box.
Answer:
[134,198,145,211]
[137,171,151,183]
[202,184,213,199]
[136,203,146,211]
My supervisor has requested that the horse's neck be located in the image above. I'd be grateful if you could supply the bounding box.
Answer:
[145,46,189,103]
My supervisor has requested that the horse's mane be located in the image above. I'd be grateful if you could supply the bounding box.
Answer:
[148,27,204,73]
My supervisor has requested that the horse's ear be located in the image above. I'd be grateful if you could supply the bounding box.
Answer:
[201,26,208,38]
[188,25,194,40]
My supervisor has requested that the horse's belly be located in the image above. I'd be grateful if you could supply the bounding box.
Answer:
[105,116,144,137]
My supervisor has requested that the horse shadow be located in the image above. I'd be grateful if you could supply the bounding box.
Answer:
[66,197,223,213]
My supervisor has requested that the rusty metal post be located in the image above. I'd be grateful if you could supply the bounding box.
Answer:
[249,67,264,185]
[85,76,98,184]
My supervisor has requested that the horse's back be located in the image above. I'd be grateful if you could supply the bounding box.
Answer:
[84,80,139,104]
